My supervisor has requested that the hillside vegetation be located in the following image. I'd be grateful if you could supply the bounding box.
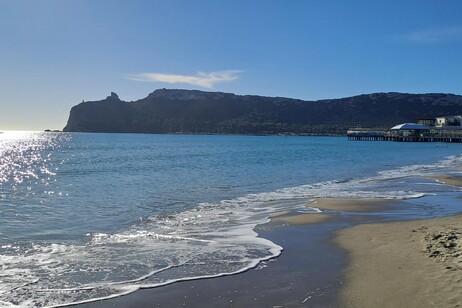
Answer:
[63,89,462,135]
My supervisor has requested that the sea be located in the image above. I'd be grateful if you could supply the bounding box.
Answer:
[1,131,462,307]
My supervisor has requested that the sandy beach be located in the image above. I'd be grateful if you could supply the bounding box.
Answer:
[78,198,397,307]
[76,194,462,307]
[333,175,462,307]
[336,214,462,308]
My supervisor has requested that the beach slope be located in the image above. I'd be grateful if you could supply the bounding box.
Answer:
[336,214,462,307]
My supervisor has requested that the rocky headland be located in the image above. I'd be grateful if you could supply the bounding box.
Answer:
[63,89,462,135]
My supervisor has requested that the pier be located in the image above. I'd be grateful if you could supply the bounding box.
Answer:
[347,128,462,143]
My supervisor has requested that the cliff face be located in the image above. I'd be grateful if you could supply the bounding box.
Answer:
[63,89,462,135]
[64,92,133,133]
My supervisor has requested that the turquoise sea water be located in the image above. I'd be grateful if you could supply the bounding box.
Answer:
[1,131,462,306]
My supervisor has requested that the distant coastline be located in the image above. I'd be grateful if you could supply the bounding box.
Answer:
[63,89,462,135]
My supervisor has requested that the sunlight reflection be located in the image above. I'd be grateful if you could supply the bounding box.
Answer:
[0,131,62,185]
[0,130,40,140]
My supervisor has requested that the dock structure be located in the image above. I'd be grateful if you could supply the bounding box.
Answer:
[349,116,462,142]
[347,129,389,141]
[347,125,462,143]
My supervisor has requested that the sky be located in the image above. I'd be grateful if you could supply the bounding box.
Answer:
[1,0,462,130]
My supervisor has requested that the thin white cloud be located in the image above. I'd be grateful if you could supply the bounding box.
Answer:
[400,26,462,44]
[128,70,243,89]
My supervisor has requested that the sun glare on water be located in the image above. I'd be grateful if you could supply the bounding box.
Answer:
[0,131,61,185]
[0,130,41,140]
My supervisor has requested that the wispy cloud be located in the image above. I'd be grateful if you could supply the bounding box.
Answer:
[128,70,243,89]
[400,26,462,44]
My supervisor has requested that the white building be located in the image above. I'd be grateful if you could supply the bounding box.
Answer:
[435,115,462,128]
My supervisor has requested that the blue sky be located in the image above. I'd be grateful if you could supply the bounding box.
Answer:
[1,0,462,130]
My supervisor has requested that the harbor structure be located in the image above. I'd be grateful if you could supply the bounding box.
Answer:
[347,115,462,142]
[434,115,462,128]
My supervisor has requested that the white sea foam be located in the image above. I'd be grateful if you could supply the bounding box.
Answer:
[0,198,283,306]
[2,153,462,306]
[88,231,218,245]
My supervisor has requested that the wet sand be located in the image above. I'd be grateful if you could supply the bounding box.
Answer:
[79,217,347,308]
[78,197,462,307]
[427,175,462,187]
[270,198,396,226]
[271,212,331,225]
[310,198,396,212]
[78,198,389,308]
[336,214,462,308]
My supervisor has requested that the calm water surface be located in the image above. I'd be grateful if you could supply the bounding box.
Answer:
[1,132,462,306]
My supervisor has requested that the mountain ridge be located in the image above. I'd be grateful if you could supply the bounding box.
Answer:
[63,89,462,135]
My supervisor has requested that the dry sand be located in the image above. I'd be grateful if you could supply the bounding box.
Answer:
[336,215,462,308]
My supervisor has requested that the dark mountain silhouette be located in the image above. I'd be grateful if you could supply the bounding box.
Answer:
[63,89,462,135]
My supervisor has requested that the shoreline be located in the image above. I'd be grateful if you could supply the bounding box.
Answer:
[77,198,399,307]
[79,216,348,307]
[76,195,462,307]
[427,174,462,187]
